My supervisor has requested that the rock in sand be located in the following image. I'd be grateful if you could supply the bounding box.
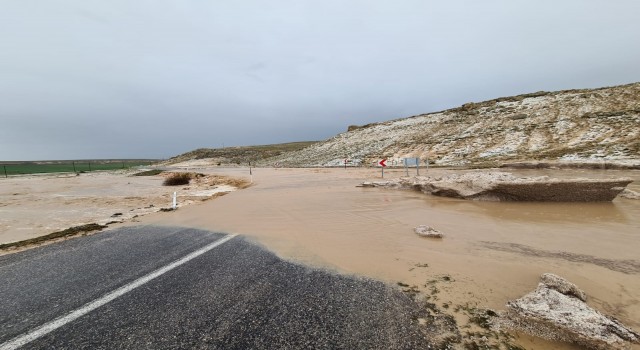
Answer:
[414,225,444,238]
[498,273,640,350]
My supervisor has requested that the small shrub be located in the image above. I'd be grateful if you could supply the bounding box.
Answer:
[163,173,191,186]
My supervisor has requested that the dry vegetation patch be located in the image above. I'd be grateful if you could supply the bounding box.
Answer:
[162,172,199,186]
[203,175,251,189]
[165,141,318,165]
[160,172,251,189]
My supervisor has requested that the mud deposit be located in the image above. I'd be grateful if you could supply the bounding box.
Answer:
[2,166,639,349]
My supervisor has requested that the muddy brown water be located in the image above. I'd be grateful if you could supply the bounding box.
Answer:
[137,167,640,350]
[2,167,638,349]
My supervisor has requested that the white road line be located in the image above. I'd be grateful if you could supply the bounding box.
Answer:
[0,234,237,350]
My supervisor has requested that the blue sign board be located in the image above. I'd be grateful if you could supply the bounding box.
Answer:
[403,158,419,166]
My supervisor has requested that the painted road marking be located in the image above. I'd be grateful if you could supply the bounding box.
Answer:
[0,234,237,350]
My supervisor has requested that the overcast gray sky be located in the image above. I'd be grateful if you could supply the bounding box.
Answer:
[2,1,639,160]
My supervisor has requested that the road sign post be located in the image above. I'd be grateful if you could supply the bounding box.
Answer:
[378,159,387,178]
[403,158,421,176]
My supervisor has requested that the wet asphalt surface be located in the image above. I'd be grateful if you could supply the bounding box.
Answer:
[0,226,432,349]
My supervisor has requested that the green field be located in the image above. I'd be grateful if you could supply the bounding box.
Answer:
[0,160,158,176]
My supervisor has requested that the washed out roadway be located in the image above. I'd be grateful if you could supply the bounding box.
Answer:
[0,226,432,349]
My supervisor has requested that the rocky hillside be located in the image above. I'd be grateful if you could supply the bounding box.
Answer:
[165,141,318,165]
[265,82,640,167]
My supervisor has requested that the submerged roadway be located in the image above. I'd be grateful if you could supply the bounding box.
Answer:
[0,226,433,349]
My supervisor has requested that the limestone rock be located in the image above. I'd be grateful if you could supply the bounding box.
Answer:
[540,273,587,302]
[619,188,640,200]
[372,172,632,202]
[499,274,640,350]
[357,181,396,188]
[414,225,444,238]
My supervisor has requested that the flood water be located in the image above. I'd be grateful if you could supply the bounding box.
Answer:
[140,166,640,349]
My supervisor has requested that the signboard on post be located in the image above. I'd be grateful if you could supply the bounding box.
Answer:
[378,159,387,178]
[340,158,361,168]
[403,157,420,176]
[403,158,418,166]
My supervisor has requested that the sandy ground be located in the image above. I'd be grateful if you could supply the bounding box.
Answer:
[1,166,639,349]
[0,170,238,244]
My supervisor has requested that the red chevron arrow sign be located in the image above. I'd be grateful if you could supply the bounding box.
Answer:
[378,159,387,167]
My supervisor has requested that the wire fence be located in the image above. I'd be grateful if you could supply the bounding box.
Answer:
[1,161,156,177]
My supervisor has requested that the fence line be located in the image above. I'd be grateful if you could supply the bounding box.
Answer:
[1,161,154,177]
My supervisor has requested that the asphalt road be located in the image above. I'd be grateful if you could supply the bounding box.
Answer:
[0,226,433,349]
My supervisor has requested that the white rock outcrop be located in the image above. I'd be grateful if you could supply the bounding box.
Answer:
[363,172,633,202]
[499,274,640,350]
[268,83,640,167]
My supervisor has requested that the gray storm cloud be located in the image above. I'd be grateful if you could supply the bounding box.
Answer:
[1,1,639,160]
